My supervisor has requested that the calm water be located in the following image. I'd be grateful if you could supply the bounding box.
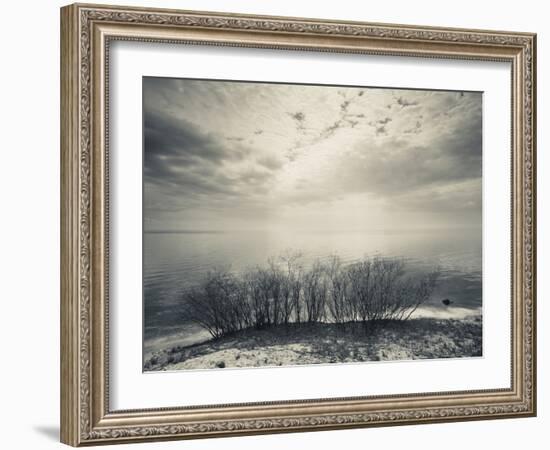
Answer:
[143,229,482,353]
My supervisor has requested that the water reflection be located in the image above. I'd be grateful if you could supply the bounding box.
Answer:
[143,228,482,351]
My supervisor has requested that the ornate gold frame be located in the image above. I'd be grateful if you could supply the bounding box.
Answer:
[60,3,536,446]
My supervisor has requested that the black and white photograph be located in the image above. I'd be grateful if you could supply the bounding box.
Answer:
[142,77,483,372]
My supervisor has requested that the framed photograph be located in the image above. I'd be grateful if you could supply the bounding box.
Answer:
[60,3,537,446]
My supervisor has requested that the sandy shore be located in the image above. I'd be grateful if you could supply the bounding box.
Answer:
[144,316,482,372]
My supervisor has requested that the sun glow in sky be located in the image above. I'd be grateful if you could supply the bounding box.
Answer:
[143,77,482,232]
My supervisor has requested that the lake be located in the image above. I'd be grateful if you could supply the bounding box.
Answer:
[143,229,482,355]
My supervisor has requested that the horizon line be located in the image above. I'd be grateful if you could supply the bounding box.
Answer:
[144,226,482,234]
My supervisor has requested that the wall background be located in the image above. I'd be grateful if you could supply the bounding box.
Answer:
[0,0,545,448]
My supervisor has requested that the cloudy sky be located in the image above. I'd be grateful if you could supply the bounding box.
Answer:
[143,77,482,232]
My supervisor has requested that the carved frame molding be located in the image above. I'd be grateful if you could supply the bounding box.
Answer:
[61,3,536,446]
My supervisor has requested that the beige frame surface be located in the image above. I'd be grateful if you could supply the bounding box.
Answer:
[60,3,537,446]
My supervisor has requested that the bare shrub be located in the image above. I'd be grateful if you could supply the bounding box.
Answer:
[344,257,439,325]
[302,260,328,323]
[279,250,303,324]
[324,255,349,324]
[182,253,439,339]
[183,268,245,339]
[247,264,277,328]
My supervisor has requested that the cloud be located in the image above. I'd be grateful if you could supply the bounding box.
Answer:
[289,111,306,131]
[367,117,392,135]
[143,77,482,231]
[394,179,481,214]
[340,100,350,112]
[331,117,481,201]
[256,154,284,171]
[404,120,422,134]
[143,105,282,218]
[321,120,343,139]
[143,109,251,186]
[396,96,419,108]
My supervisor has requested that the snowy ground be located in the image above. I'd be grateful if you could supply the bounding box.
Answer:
[144,315,482,372]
